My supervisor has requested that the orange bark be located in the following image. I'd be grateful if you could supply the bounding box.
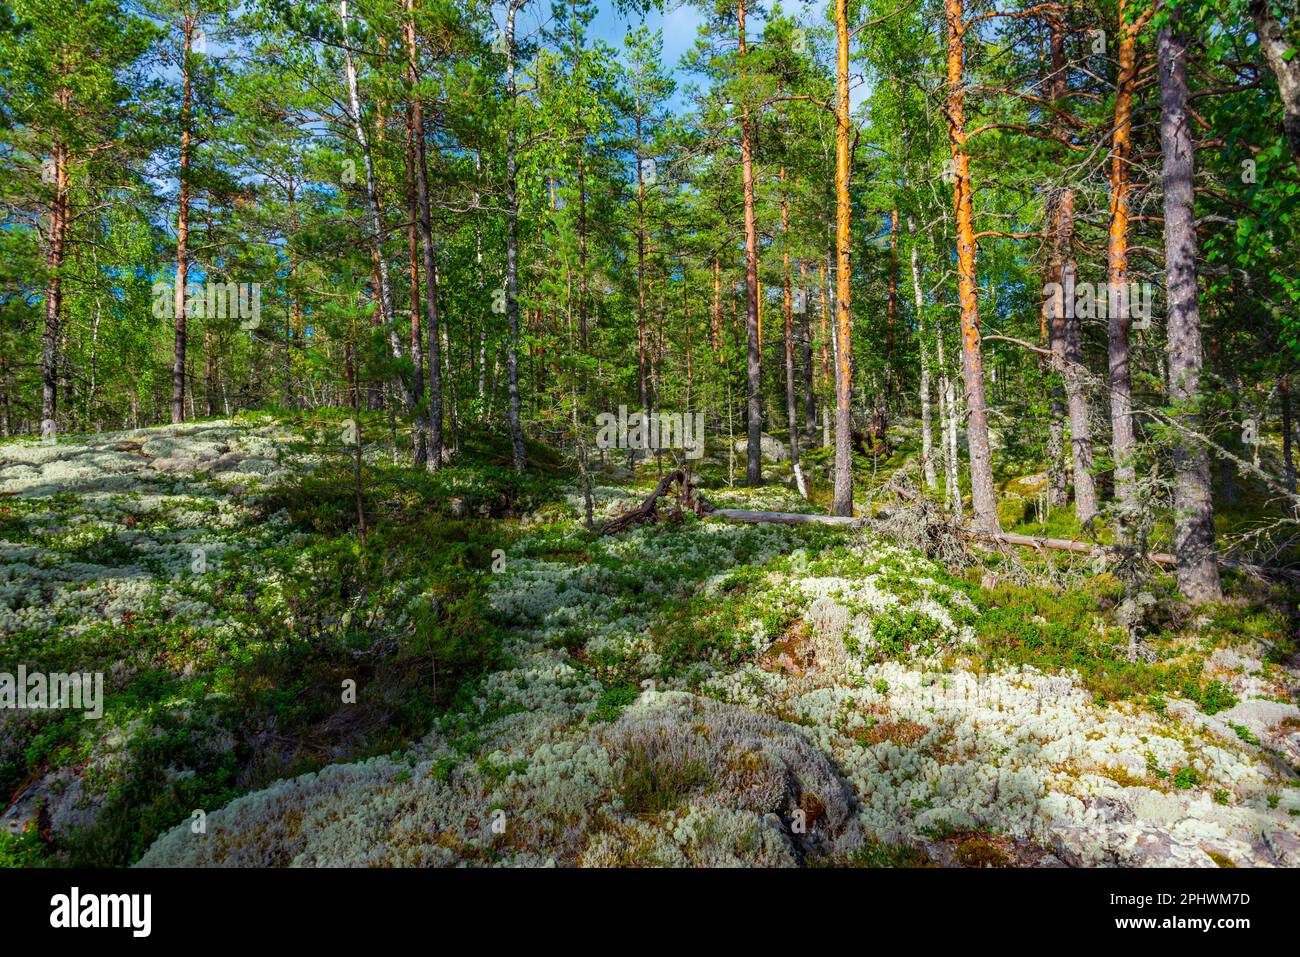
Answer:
[831,0,854,516]
[1106,0,1152,510]
[944,0,1000,532]
[739,0,763,485]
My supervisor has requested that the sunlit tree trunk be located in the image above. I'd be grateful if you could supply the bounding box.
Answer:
[886,208,898,397]
[42,130,68,430]
[711,255,721,351]
[1106,0,1149,526]
[635,110,648,411]
[172,14,194,424]
[831,0,854,515]
[800,260,815,433]
[944,0,999,532]
[739,0,763,486]
[782,169,807,497]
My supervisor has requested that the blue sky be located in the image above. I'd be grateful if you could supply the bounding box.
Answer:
[492,0,860,115]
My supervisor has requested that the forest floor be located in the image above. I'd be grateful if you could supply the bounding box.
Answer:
[1,412,1299,867]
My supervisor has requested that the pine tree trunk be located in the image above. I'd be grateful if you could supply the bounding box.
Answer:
[172,19,194,425]
[781,170,807,497]
[739,0,763,487]
[636,111,649,411]
[831,0,854,516]
[503,0,526,470]
[42,135,68,431]
[1158,23,1221,601]
[403,26,426,466]
[800,260,815,434]
[886,209,898,398]
[1106,0,1147,526]
[406,0,442,469]
[944,0,999,532]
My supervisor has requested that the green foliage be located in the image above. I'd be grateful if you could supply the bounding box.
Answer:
[590,684,639,723]
[1230,722,1260,745]
[1173,766,1202,790]
[0,828,47,869]
[616,745,710,817]
[971,580,1242,713]
[862,608,947,663]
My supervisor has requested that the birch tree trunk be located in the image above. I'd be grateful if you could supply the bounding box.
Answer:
[1249,0,1300,173]
[781,168,808,497]
[341,0,406,397]
[909,228,936,489]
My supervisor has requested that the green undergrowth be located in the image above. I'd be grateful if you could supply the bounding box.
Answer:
[5,426,568,867]
[6,411,1296,868]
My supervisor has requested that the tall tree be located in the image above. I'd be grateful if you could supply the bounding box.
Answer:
[831,0,855,516]
[1248,0,1300,173]
[738,0,763,486]
[1158,15,1221,600]
[943,0,1000,532]
[503,0,527,469]
[1106,0,1152,528]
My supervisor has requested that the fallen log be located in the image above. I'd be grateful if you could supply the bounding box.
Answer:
[958,529,1175,566]
[702,508,1299,581]
[707,508,863,527]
